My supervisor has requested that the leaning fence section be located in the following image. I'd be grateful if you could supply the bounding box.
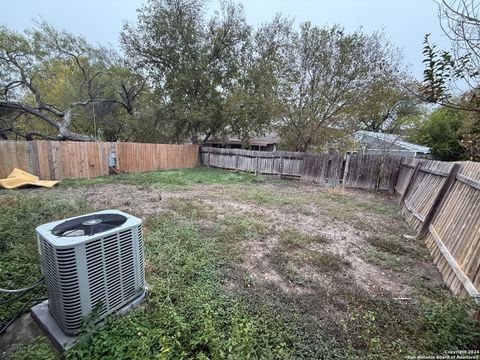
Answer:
[395,158,480,302]
[0,140,199,180]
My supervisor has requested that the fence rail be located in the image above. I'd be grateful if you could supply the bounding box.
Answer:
[0,141,199,180]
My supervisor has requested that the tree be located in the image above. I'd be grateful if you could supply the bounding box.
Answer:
[413,107,469,161]
[263,19,403,152]
[0,22,143,141]
[420,0,480,159]
[352,79,423,134]
[122,0,274,144]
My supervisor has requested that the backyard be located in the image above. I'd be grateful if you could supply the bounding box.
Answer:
[0,167,478,359]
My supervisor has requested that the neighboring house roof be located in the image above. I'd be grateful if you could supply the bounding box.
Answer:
[354,131,430,153]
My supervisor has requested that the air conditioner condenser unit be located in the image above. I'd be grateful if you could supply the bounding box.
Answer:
[35,209,146,336]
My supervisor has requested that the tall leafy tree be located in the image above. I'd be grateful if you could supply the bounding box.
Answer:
[352,79,423,134]
[262,19,402,152]
[0,22,143,141]
[121,0,274,144]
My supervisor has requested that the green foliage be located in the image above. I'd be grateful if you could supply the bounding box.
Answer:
[0,21,143,141]
[269,21,404,151]
[366,235,410,256]
[278,228,330,250]
[237,188,281,204]
[8,337,57,360]
[0,195,90,323]
[65,214,308,359]
[419,298,480,351]
[121,0,276,144]
[413,107,469,161]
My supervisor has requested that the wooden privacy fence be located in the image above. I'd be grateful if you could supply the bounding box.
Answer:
[200,147,401,191]
[0,141,200,180]
[395,158,480,303]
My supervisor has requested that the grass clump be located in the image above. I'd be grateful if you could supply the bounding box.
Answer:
[278,228,330,250]
[208,214,269,261]
[60,167,263,188]
[308,252,350,273]
[237,188,281,205]
[362,246,407,272]
[165,197,213,220]
[367,235,409,256]
[0,195,90,324]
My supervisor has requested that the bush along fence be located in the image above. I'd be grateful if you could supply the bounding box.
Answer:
[200,146,402,191]
[201,147,480,307]
[0,140,199,180]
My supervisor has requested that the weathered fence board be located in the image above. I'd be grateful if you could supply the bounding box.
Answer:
[396,159,480,302]
[344,154,402,191]
[201,147,403,188]
[0,140,199,180]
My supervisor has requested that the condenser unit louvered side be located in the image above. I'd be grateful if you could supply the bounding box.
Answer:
[39,236,84,332]
[36,210,145,336]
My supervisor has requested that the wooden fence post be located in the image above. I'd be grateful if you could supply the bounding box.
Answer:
[417,163,460,239]
[278,154,283,178]
[399,162,421,205]
[389,159,402,195]
[342,154,351,187]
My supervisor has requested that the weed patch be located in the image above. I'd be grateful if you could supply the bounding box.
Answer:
[65,213,327,359]
[308,251,350,273]
[367,235,410,255]
[237,188,281,205]
[0,195,90,324]
[362,246,407,272]
[278,228,330,250]
[165,197,213,220]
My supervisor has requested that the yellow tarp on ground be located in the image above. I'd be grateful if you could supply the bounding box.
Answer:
[0,168,59,189]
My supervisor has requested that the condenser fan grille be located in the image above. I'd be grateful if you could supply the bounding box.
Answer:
[51,213,128,237]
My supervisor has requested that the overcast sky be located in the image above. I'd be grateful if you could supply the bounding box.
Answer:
[0,0,451,80]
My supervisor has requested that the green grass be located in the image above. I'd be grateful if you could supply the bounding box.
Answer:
[362,235,430,272]
[236,188,281,205]
[65,214,322,359]
[59,167,264,188]
[8,337,56,360]
[165,197,214,220]
[0,195,91,324]
[2,169,480,359]
[362,246,407,272]
[277,228,331,250]
[308,251,350,272]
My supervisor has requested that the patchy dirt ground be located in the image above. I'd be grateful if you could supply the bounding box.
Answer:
[22,179,446,302]
[5,170,472,359]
